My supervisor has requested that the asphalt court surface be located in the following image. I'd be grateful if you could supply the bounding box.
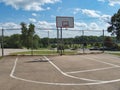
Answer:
[0,54,120,90]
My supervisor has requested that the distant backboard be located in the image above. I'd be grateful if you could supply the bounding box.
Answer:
[56,16,74,28]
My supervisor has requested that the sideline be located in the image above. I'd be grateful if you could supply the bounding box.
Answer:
[10,56,120,86]
[10,56,18,77]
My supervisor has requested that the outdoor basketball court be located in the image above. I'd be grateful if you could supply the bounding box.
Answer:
[0,54,120,90]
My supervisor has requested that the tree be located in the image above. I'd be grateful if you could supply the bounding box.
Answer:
[20,22,28,48]
[2,36,10,48]
[41,38,49,48]
[20,22,39,49]
[27,23,35,49]
[33,34,40,49]
[107,9,120,40]
[104,37,114,48]
[7,34,22,48]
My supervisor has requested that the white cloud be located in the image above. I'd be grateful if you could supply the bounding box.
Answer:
[82,9,111,23]
[73,8,111,23]
[29,18,37,23]
[37,21,55,28]
[0,0,61,11]
[0,22,20,29]
[46,7,51,10]
[89,23,99,30]
[32,13,37,17]
[108,0,120,6]
[73,8,81,14]
[73,8,101,18]
[74,22,88,29]
[51,15,55,18]
[81,9,100,18]
[57,7,62,12]
[0,22,21,36]
[100,14,111,22]
[98,0,120,6]
[98,0,105,2]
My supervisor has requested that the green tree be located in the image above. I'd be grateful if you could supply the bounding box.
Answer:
[2,36,10,48]
[20,22,40,49]
[7,34,22,48]
[27,23,35,49]
[20,22,28,48]
[104,37,114,48]
[41,38,49,48]
[33,34,40,49]
[107,9,120,40]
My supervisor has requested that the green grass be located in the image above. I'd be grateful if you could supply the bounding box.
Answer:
[10,50,77,55]
[0,56,3,60]
[106,51,120,56]
[109,53,120,56]
[11,50,57,55]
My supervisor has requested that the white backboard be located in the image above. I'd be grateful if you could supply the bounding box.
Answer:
[56,16,74,28]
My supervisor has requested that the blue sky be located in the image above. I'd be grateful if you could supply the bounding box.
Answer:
[0,0,120,37]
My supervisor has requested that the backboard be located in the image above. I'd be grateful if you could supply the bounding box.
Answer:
[56,16,74,28]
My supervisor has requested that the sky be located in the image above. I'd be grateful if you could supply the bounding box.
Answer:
[0,0,120,37]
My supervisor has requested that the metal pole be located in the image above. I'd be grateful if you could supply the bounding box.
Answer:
[57,27,59,53]
[82,30,85,54]
[48,30,50,50]
[1,28,4,57]
[31,36,33,56]
[103,30,105,53]
[60,27,62,56]
[48,30,49,46]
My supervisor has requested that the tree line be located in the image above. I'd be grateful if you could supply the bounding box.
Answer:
[0,33,119,50]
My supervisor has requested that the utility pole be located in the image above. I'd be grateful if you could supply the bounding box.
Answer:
[60,27,63,56]
[57,27,59,53]
[103,30,105,53]
[1,28,4,57]
[48,30,49,47]
[82,30,85,54]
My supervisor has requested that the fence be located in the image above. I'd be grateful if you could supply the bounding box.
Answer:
[0,28,111,56]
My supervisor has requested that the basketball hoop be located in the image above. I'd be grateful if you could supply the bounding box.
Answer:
[56,16,74,55]
[56,16,74,28]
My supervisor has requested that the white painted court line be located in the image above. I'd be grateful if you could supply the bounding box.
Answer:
[83,56,120,67]
[10,57,18,77]
[43,56,101,82]
[66,66,120,74]
[10,56,120,86]
[66,56,120,74]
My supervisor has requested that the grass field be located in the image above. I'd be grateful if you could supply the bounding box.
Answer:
[0,56,2,59]
[109,53,120,56]
[106,51,120,56]
[10,50,77,55]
